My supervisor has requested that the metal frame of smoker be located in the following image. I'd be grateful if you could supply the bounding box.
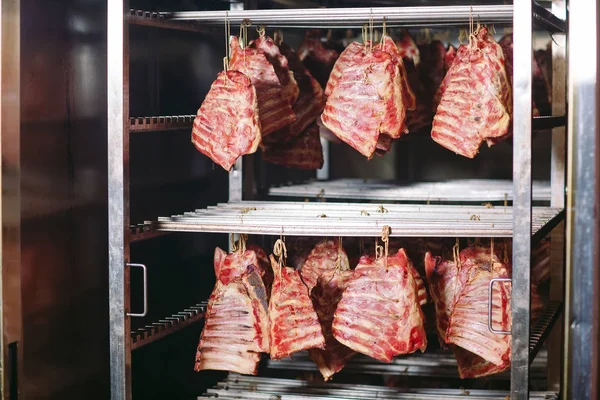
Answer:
[106,1,598,399]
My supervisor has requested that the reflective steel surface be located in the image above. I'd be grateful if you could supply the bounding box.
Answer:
[20,0,109,398]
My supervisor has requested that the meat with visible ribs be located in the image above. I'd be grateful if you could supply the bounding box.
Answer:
[230,36,296,136]
[300,239,349,291]
[322,43,405,158]
[251,34,299,107]
[191,70,261,171]
[425,245,511,377]
[332,249,427,362]
[309,269,356,380]
[378,34,417,113]
[432,27,512,158]
[247,244,274,299]
[262,122,324,170]
[269,255,325,359]
[264,36,325,144]
[195,247,270,375]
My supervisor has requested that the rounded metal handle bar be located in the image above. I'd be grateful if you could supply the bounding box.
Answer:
[126,263,148,317]
[488,277,512,335]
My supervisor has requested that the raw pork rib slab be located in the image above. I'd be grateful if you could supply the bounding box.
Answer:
[191,70,261,171]
[332,249,427,362]
[297,29,340,87]
[309,269,356,380]
[264,39,325,143]
[322,43,404,158]
[195,247,270,375]
[262,122,324,170]
[269,255,325,359]
[425,245,511,378]
[431,28,512,158]
[229,36,296,136]
[252,34,299,107]
[300,239,349,291]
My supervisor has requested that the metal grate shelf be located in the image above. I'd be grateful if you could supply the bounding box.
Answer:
[266,349,549,380]
[269,179,552,204]
[129,115,194,132]
[131,302,207,350]
[130,221,172,243]
[198,375,558,400]
[530,301,563,363]
[167,4,565,32]
[156,201,564,239]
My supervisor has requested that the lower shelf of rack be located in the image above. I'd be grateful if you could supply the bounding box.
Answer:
[198,375,558,399]
[131,302,207,350]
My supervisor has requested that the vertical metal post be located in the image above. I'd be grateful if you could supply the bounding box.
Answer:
[0,0,22,398]
[228,1,244,205]
[108,0,131,399]
[566,0,599,398]
[317,138,330,181]
[548,0,567,393]
[511,2,533,399]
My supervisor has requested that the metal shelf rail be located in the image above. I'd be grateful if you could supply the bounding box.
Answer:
[156,201,563,240]
[166,3,565,32]
[269,179,553,203]
[131,302,207,351]
[128,9,211,33]
[198,375,559,400]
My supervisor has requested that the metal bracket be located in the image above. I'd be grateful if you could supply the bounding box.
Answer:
[488,277,512,334]
[127,263,148,317]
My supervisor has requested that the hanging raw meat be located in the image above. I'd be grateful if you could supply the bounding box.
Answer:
[191,70,261,171]
[432,27,512,158]
[445,45,457,73]
[298,29,340,87]
[309,268,357,381]
[269,254,325,359]
[420,40,448,99]
[251,33,299,107]
[332,249,427,362]
[230,36,296,136]
[395,30,420,67]
[425,245,511,378]
[300,239,349,291]
[322,42,406,158]
[195,247,270,375]
[247,244,274,298]
[264,34,325,144]
[262,122,324,169]
[378,34,417,114]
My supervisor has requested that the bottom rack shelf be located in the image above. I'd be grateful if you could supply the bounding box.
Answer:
[198,375,558,400]
[131,301,207,350]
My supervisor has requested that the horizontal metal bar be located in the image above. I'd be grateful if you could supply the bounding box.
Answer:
[164,5,564,33]
[156,201,563,238]
[128,9,214,33]
[129,115,195,132]
[131,301,207,350]
[130,221,173,243]
[269,179,551,203]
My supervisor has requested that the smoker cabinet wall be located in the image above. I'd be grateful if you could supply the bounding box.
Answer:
[18,0,109,398]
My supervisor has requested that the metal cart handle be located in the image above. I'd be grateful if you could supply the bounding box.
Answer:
[127,263,148,317]
[488,277,511,335]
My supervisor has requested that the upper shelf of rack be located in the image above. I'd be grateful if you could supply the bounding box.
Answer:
[269,179,552,203]
[156,201,563,240]
[160,3,565,32]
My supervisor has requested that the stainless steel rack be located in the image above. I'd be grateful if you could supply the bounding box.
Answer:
[131,302,207,351]
[108,1,573,399]
[198,375,559,400]
[130,221,171,243]
[269,179,552,203]
[156,201,563,240]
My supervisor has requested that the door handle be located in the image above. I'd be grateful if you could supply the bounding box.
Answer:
[127,263,148,317]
